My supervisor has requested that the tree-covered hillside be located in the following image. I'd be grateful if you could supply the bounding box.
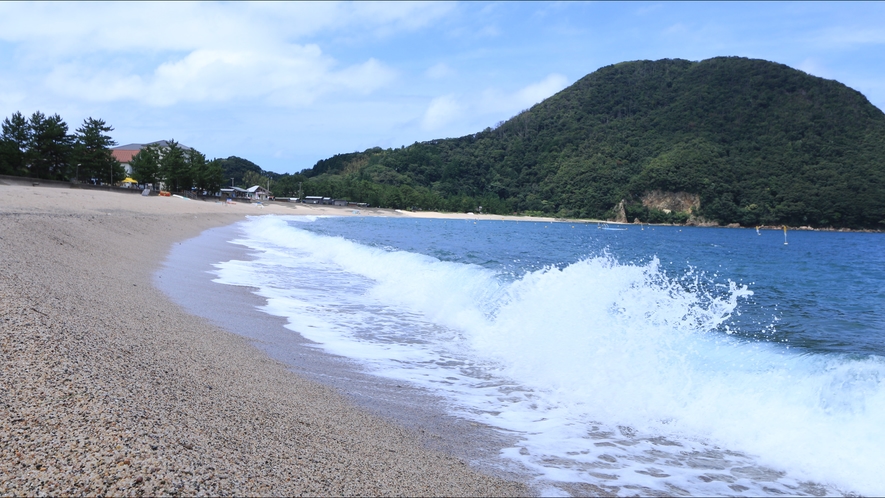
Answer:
[296,57,885,228]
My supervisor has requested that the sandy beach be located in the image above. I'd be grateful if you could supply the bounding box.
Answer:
[0,180,530,496]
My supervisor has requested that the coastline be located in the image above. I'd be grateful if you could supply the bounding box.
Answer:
[157,222,532,483]
[0,184,528,495]
[270,202,885,234]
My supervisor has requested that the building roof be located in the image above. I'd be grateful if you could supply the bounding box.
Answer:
[111,149,139,163]
[111,140,193,152]
[112,143,145,151]
[109,140,196,164]
[148,140,192,151]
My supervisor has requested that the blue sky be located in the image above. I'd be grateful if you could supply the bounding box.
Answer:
[1,1,883,174]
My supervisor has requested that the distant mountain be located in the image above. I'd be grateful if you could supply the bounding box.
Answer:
[296,57,885,228]
[216,155,289,188]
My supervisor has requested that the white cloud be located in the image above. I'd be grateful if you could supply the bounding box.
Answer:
[43,45,396,107]
[328,58,397,94]
[476,25,502,38]
[514,74,569,107]
[796,58,832,79]
[0,2,454,56]
[635,4,666,16]
[421,94,464,131]
[347,2,456,36]
[0,82,27,109]
[0,2,438,108]
[416,74,570,137]
[0,3,266,55]
[812,27,885,48]
[478,73,569,115]
[425,62,456,80]
[664,23,689,35]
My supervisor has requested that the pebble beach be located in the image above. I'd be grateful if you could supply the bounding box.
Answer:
[0,181,529,496]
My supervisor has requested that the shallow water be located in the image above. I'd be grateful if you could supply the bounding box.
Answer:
[209,215,885,496]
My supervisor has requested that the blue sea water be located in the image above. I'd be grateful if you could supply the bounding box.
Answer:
[210,215,885,496]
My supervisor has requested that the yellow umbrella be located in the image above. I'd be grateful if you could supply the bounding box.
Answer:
[122,177,138,183]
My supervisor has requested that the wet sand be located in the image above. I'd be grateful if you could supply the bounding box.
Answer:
[0,182,530,496]
[157,223,531,481]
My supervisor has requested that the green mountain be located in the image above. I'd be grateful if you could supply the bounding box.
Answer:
[297,57,885,228]
[216,156,265,186]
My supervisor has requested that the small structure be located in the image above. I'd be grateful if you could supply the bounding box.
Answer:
[220,186,249,201]
[301,196,349,205]
[245,185,272,201]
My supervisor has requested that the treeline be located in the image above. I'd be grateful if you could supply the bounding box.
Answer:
[291,57,885,228]
[0,109,227,194]
[128,141,224,194]
[0,111,123,183]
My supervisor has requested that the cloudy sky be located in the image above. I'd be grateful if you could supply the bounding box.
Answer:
[1,2,883,174]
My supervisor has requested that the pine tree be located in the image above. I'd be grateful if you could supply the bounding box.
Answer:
[28,112,73,180]
[73,117,123,184]
[159,140,189,192]
[129,145,162,189]
[200,158,225,195]
[189,149,224,195]
[0,111,30,175]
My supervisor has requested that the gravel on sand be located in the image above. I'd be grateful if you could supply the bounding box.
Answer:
[0,184,529,496]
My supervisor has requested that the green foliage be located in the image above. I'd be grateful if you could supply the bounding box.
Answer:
[72,117,123,184]
[1,111,124,184]
[217,156,265,187]
[625,203,691,224]
[159,140,189,192]
[293,57,885,228]
[271,173,309,198]
[195,156,225,194]
[0,139,19,175]
[27,112,72,180]
[0,110,228,196]
[129,145,161,187]
[241,170,271,190]
[1,111,30,175]
[130,142,223,194]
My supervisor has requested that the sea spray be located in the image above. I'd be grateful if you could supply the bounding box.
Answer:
[212,215,885,495]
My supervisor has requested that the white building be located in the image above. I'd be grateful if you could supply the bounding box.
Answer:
[245,185,272,200]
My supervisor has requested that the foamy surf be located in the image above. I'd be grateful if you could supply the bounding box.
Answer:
[211,215,884,496]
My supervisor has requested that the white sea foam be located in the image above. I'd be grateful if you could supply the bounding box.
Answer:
[212,215,885,496]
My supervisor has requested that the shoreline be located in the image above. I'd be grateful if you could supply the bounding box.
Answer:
[156,222,532,485]
[3,173,881,232]
[0,184,529,495]
[270,201,885,233]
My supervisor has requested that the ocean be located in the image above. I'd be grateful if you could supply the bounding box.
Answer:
[174,214,885,496]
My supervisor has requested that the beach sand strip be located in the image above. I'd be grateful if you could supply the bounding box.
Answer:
[0,184,529,496]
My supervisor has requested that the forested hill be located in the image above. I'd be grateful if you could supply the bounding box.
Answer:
[297,57,885,228]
